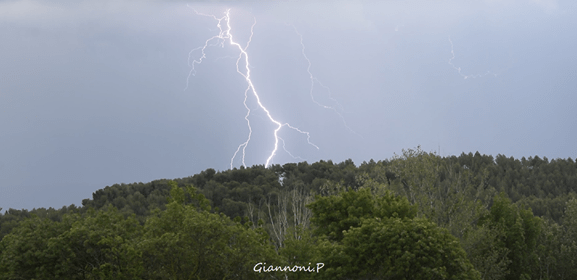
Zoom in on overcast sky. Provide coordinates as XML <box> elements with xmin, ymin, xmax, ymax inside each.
<box><xmin>1</xmin><ymin>0</ymin><xmax>576</xmax><ymax>210</ymax></box>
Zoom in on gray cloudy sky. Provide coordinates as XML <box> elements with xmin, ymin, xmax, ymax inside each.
<box><xmin>1</xmin><ymin>0</ymin><xmax>576</xmax><ymax>210</ymax></box>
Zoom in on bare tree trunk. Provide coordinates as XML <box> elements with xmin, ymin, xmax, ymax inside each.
<box><xmin>290</xmin><ymin>185</ymin><xmax>313</xmax><ymax>239</ymax></box>
<box><xmin>246</xmin><ymin>197</ymin><xmax>256</xmax><ymax>228</ymax></box>
<box><xmin>267</xmin><ymin>192</ymin><xmax>289</xmax><ymax>248</ymax></box>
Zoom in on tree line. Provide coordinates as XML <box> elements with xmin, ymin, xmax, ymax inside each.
<box><xmin>1</xmin><ymin>146</ymin><xmax>576</xmax><ymax>279</ymax></box>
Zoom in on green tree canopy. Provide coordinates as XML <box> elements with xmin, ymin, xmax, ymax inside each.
<box><xmin>138</xmin><ymin>181</ymin><xmax>280</xmax><ymax>279</ymax></box>
<box><xmin>478</xmin><ymin>192</ymin><xmax>541</xmax><ymax>280</ymax></box>
<box><xmin>320</xmin><ymin>217</ymin><xmax>481</xmax><ymax>280</ymax></box>
<box><xmin>308</xmin><ymin>186</ymin><xmax>480</xmax><ymax>280</ymax></box>
<box><xmin>307</xmin><ymin>186</ymin><xmax>417</xmax><ymax>242</ymax></box>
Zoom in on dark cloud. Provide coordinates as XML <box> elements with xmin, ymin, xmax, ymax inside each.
<box><xmin>1</xmin><ymin>0</ymin><xmax>575</xmax><ymax>210</ymax></box>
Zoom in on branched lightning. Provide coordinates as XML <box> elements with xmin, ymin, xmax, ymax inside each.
<box><xmin>279</xmin><ymin>137</ymin><xmax>306</xmax><ymax>162</ymax></box>
<box><xmin>448</xmin><ymin>36</ymin><xmax>497</xmax><ymax>80</ymax></box>
<box><xmin>186</xmin><ymin>7</ymin><xmax>318</xmax><ymax>169</ymax></box>
<box><xmin>290</xmin><ymin>24</ymin><xmax>362</xmax><ymax>138</ymax></box>
<box><xmin>185</xmin><ymin>9</ymin><xmax>227</xmax><ymax>91</ymax></box>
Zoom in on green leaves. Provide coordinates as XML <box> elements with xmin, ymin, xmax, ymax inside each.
<box><xmin>314</xmin><ymin>217</ymin><xmax>480</xmax><ymax>280</ymax></box>
<box><xmin>462</xmin><ymin>224</ymin><xmax>512</xmax><ymax>280</ymax></box>
<box><xmin>383</xmin><ymin>147</ymin><xmax>491</xmax><ymax>240</ymax></box>
<box><xmin>3</xmin><ymin>152</ymin><xmax>577</xmax><ymax>279</ymax></box>
<box><xmin>139</xmin><ymin>182</ymin><xmax>280</xmax><ymax>279</ymax></box>
<box><xmin>308</xmin><ymin>187</ymin><xmax>416</xmax><ymax>242</ymax></box>
<box><xmin>0</xmin><ymin>216</ymin><xmax>62</xmax><ymax>279</ymax></box>
<box><xmin>477</xmin><ymin>192</ymin><xmax>542</xmax><ymax>280</ymax></box>
<box><xmin>63</xmin><ymin>207</ymin><xmax>143</xmax><ymax>279</ymax></box>
<box><xmin>309</xmin><ymin>187</ymin><xmax>480</xmax><ymax>280</ymax></box>
<box><xmin>534</xmin><ymin>198</ymin><xmax>577</xmax><ymax>279</ymax></box>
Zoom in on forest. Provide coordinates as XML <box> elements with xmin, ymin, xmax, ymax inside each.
<box><xmin>1</xmin><ymin>146</ymin><xmax>576</xmax><ymax>279</ymax></box>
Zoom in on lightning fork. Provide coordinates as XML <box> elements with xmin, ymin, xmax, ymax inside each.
<box><xmin>279</xmin><ymin>137</ymin><xmax>306</xmax><ymax>162</ymax></box>
<box><xmin>289</xmin><ymin>24</ymin><xmax>362</xmax><ymax>138</ymax></box>
<box><xmin>186</xmin><ymin>8</ymin><xmax>318</xmax><ymax>169</ymax></box>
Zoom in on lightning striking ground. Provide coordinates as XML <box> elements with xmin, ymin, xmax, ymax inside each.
<box><xmin>448</xmin><ymin>36</ymin><xmax>497</xmax><ymax>80</ymax></box>
<box><xmin>185</xmin><ymin>8</ymin><xmax>318</xmax><ymax>169</ymax></box>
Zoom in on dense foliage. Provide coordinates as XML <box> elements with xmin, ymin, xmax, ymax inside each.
<box><xmin>1</xmin><ymin>146</ymin><xmax>576</xmax><ymax>279</ymax></box>
<box><xmin>308</xmin><ymin>187</ymin><xmax>480</xmax><ymax>280</ymax></box>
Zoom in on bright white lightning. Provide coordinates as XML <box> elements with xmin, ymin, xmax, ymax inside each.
<box><xmin>448</xmin><ymin>36</ymin><xmax>497</xmax><ymax>80</ymax></box>
<box><xmin>186</xmin><ymin>8</ymin><xmax>318</xmax><ymax>169</ymax></box>
<box><xmin>290</xmin><ymin>24</ymin><xmax>362</xmax><ymax>138</ymax></box>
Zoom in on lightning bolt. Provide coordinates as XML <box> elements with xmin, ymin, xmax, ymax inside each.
<box><xmin>186</xmin><ymin>7</ymin><xmax>318</xmax><ymax>169</ymax></box>
<box><xmin>448</xmin><ymin>36</ymin><xmax>497</xmax><ymax>79</ymax></box>
<box><xmin>279</xmin><ymin>137</ymin><xmax>306</xmax><ymax>162</ymax></box>
<box><xmin>185</xmin><ymin>10</ymin><xmax>227</xmax><ymax>91</ymax></box>
<box><xmin>290</xmin><ymin>24</ymin><xmax>362</xmax><ymax>138</ymax></box>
